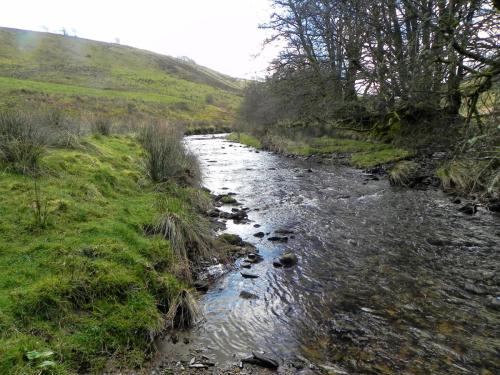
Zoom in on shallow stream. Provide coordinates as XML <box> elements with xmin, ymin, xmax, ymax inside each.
<box><xmin>155</xmin><ymin>134</ymin><xmax>499</xmax><ymax>374</ymax></box>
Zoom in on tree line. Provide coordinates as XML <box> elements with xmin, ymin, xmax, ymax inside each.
<box><xmin>241</xmin><ymin>0</ymin><xmax>499</xmax><ymax>136</ymax></box>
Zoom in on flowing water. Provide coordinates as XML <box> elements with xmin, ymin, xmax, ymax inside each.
<box><xmin>156</xmin><ymin>134</ymin><xmax>499</xmax><ymax>374</ymax></box>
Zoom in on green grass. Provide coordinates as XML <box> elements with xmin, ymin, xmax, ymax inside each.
<box><xmin>227</xmin><ymin>133</ymin><xmax>262</xmax><ymax>149</ymax></box>
<box><xmin>0</xmin><ymin>136</ymin><xmax>194</xmax><ymax>374</ymax></box>
<box><xmin>231</xmin><ymin>133</ymin><xmax>412</xmax><ymax>168</ymax></box>
<box><xmin>351</xmin><ymin>148</ymin><xmax>412</xmax><ymax>168</ymax></box>
<box><xmin>0</xmin><ymin>27</ymin><xmax>242</xmax><ymax>128</ymax></box>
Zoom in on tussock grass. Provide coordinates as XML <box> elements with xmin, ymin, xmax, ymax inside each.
<box><xmin>155</xmin><ymin>194</ymin><xmax>213</xmax><ymax>270</ymax></box>
<box><xmin>91</xmin><ymin>116</ymin><xmax>112</xmax><ymax>136</ymax></box>
<box><xmin>437</xmin><ymin>159</ymin><xmax>498</xmax><ymax>196</ymax></box>
<box><xmin>389</xmin><ymin>161</ymin><xmax>420</xmax><ymax>186</ymax></box>
<box><xmin>140</xmin><ymin>122</ymin><xmax>201</xmax><ymax>185</ymax></box>
<box><xmin>0</xmin><ymin>111</ymin><xmax>47</xmax><ymax>173</ymax></box>
<box><xmin>166</xmin><ymin>289</ymin><xmax>201</xmax><ymax>329</ymax></box>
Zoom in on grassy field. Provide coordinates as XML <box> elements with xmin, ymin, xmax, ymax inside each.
<box><xmin>0</xmin><ymin>27</ymin><xmax>243</xmax><ymax>130</ymax></box>
<box><xmin>0</xmin><ymin>134</ymin><xmax>210</xmax><ymax>374</ymax></box>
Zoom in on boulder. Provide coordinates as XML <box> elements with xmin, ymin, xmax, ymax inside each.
<box><xmin>253</xmin><ymin>232</ymin><xmax>265</xmax><ymax>238</ymax></box>
<box><xmin>246</xmin><ymin>253</ymin><xmax>264</xmax><ymax>263</ymax></box>
<box><xmin>218</xmin><ymin>233</ymin><xmax>243</xmax><ymax>246</ymax></box>
<box><xmin>242</xmin><ymin>353</ymin><xmax>279</xmax><ymax>369</ymax></box>
<box><xmin>279</xmin><ymin>252</ymin><xmax>298</xmax><ymax>267</ymax></box>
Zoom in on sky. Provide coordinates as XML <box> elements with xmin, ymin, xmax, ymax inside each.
<box><xmin>0</xmin><ymin>0</ymin><xmax>280</xmax><ymax>78</ymax></box>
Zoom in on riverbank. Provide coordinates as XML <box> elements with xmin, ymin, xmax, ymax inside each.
<box><xmin>227</xmin><ymin>132</ymin><xmax>412</xmax><ymax>169</ymax></box>
<box><xmin>227</xmin><ymin>132</ymin><xmax>500</xmax><ymax>211</ymax></box>
<box><xmin>0</xmin><ymin>130</ymin><xmax>234</xmax><ymax>374</ymax></box>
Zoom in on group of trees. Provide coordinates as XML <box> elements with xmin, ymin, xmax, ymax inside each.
<box><xmin>241</xmin><ymin>0</ymin><xmax>499</xmax><ymax>133</ymax></box>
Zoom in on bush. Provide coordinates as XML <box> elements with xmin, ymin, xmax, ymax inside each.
<box><xmin>0</xmin><ymin>111</ymin><xmax>48</xmax><ymax>173</ymax></box>
<box><xmin>139</xmin><ymin>122</ymin><xmax>200</xmax><ymax>185</ymax></box>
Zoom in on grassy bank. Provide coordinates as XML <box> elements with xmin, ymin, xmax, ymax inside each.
<box><xmin>227</xmin><ymin>133</ymin><xmax>262</xmax><ymax>149</ymax></box>
<box><xmin>0</xmin><ymin>131</ymin><xmax>210</xmax><ymax>373</ymax></box>
<box><xmin>0</xmin><ymin>27</ymin><xmax>243</xmax><ymax>131</ymax></box>
<box><xmin>229</xmin><ymin>133</ymin><xmax>411</xmax><ymax>169</ymax></box>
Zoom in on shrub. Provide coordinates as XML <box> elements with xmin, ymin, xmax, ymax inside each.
<box><xmin>0</xmin><ymin>111</ymin><xmax>47</xmax><ymax>173</ymax></box>
<box><xmin>139</xmin><ymin>122</ymin><xmax>200</xmax><ymax>185</ymax></box>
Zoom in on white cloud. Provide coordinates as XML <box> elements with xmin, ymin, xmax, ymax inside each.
<box><xmin>0</xmin><ymin>0</ymin><xmax>279</xmax><ymax>78</ymax></box>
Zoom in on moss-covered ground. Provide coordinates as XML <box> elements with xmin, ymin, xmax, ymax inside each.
<box><xmin>0</xmin><ymin>135</ymin><xmax>195</xmax><ymax>374</ymax></box>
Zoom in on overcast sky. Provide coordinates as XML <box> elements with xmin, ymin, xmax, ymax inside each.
<box><xmin>0</xmin><ymin>0</ymin><xmax>279</xmax><ymax>78</ymax></box>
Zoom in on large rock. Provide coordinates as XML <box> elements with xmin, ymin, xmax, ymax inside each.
<box><xmin>279</xmin><ymin>252</ymin><xmax>298</xmax><ymax>267</ymax></box>
<box><xmin>218</xmin><ymin>233</ymin><xmax>243</xmax><ymax>246</ymax></box>
<box><xmin>242</xmin><ymin>353</ymin><xmax>279</xmax><ymax>369</ymax></box>
<box><xmin>246</xmin><ymin>253</ymin><xmax>264</xmax><ymax>263</ymax></box>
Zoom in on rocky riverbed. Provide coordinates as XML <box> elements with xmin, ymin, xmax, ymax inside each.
<box><xmin>144</xmin><ymin>134</ymin><xmax>499</xmax><ymax>374</ymax></box>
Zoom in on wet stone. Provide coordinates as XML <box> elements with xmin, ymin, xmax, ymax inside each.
<box><xmin>241</xmin><ymin>272</ymin><xmax>259</xmax><ymax>279</ymax></box>
<box><xmin>240</xmin><ymin>291</ymin><xmax>259</xmax><ymax>299</ymax></box>
<box><xmin>459</xmin><ymin>203</ymin><xmax>477</xmax><ymax>215</ymax></box>
<box><xmin>268</xmin><ymin>236</ymin><xmax>288</xmax><ymax>243</ymax></box>
<box><xmin>486</xmin><ymin>296</ymin><xmax>500</xmax><ymax>310</ymax></box>
<box><xmin>279</xmin><ymin>253</ymin><xmax>298</xmax><ymax>267</ymax></box>
<box><xmin>464</xmin><ymin>282</ymin><xmax>486</xmax><ymax>295</ymax></box>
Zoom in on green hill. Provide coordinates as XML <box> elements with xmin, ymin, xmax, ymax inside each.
<box><xmin>0</xmin><ymin>27</ymin><xmax>243</xmax><ymax>130</ymax></box>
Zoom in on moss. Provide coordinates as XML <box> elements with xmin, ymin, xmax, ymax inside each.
<box><xmin>219</xmin><ymin>195</ymin><xmax>238</xmax><ymax>204</ymax></box>
<box><xmin>218</xmin><ymin>233</ymin><xmax>243</xmax><ymax>246</ymax></box>
<box><xmin>0</xmin><ymin>136</ymin><xmax>198</xmax><ymax>373</ymax></box>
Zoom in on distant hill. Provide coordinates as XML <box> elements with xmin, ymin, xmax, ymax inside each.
<box><xmin>0</xmin><ymin>27</ymin><xmax>244</xmax><ymax>129</ymax></box>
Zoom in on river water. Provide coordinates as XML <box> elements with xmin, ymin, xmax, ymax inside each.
<box><xmin>156</xmin><ymin>134</ymin><xmax>499</xmax><ymax>374</ymax></box>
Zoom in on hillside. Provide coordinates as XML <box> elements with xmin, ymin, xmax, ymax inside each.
<box><xmin>0</xmin><ymin>27</ymin><xmax>243</xmax><ymax>130</ymax></box>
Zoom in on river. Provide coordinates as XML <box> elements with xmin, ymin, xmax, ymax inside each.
<box><xmin>154</xmin><ymin>134</ymin><xmax>499</xmax><ymax>374</ymax></box>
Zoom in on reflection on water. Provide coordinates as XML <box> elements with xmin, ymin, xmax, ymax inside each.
<box><xmin>157</xmin><ymin>134</ymin><xmax>500</xmax><ymax>373</ymax></box>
